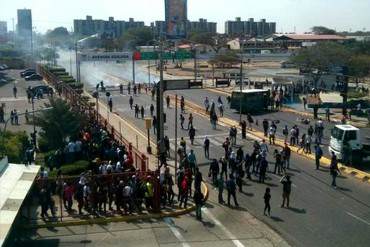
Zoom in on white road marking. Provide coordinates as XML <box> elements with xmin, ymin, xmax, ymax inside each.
<box><xmin>346</xmin><ymin>212</ymin><xmax>370</xmax><ymax>226</ymax></box>
<box><xmin>164</xmin><ymin>217</ymin><xmax>191</xmax><ymax>247</ymax></box>
<box><xmin>202</xmin><ymin>208</ymin><xmax>245</xmax><ymax>247</ymax></box>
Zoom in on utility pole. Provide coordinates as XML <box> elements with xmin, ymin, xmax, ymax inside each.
<box><xmin>342</xmin><ymin>66</ymin><xmax>349</xmax><ymax>118</ymax></box>
<box><xmin>156</xmin><ymin>38</ymin><xmax>165</xmax><ymax>168</ymax></box>
<box><xmin>148</xmin><ymin>59</ymin><xmax>151</xmax><ymax>85</ymax></box>
<box><xmin>75</xmin><ymin>41</ymin><xmax>80</xmax><ymax>82</ymax></box>
<box><xmin>239</xmin><ymin>56</ymin><xmax>243</xmax><ymax>123</ymax></box>
<box><xmin>132</xmin><ymin>56</ymin><xmax>136</xmax><ymax>85</ymax></box>
<box><xmin>174</xmin><ymin>94</ymin><xmax>178</xmax><ymax>180</ymax></box>
<box><xmin>193</xmin><ymin>46</ymin><xmax>197</xmax><ymax>81</ymax></box>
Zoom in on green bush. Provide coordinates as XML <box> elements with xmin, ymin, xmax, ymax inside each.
<box><xmin>0</xmin><ymin>131</ymin><xmax>30</xmax><ymax>163</ymax></box>
<box><xmin>49</xmin><ymin>160</ymin><xmax>90</xmax><ymax>177</ymax></box>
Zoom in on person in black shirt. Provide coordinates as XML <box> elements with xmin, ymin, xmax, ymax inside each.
<box><xmin>264</xmin><ymin>187</ymin><xmax>271</xmax><ymax>216</ymax></box>
<box><xmin>280</xmin><ymin>175</ymin><xmax>292</xmax><ymax>208</ymax></box>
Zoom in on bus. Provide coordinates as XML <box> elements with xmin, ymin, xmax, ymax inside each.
<box><xmin>230</xmin><ymin>89</ymin><xmax>270</xmax><ymax>114</ymax></box>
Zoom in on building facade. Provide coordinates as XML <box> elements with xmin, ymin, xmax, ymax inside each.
<box><xmin>74</xmin><ymin>16</ymin><xmax>144</xmax><ymax>38</ymax></box>
<box><xmin>0</xmin><ymin>21</ymin><xmax>7</xmax><ymax>35</ymax></box>
<box><xmin>225</xmin><ymin>17</ymin><xmax>276</xmax><ymax>37</ymax></box>
<box><xmin>187</xmin><ymin>18</ymin><xmax>217</xmax><ymax>34</ymax></box>
<box><xmin>17</xmin><ymin>9</ymin><xmax>32</xmax><ymax>38</ymax></box>
<box><xmin>165</xmin><ymin>0</ymin><xmax>188</xmax><ymax>39</ymax></box>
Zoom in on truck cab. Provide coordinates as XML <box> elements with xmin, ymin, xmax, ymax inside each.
<box><xmin>329</xmin><ymin>125</ymin><xmax>362</xmax><ymax>160</ymax></box>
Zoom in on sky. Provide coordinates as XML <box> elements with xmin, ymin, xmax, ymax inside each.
<box><xmin>0</xmin><ymin>0</ymin><xmax>370</xmax><ymax>34</ymax></box>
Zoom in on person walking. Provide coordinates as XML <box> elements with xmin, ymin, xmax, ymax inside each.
<box><xmin>280</xmin><ymin>175</ymin><xmax>292</xmax><ymax>208</ymax></box>
<box><xmin>150</xmin><ymin>104</ymin><xmax>155</xmax><ymax>116</ymax></box>
<box><xmin>14</xmin><ymin>109</ymin><xmax>19</xmax><ymax>125</ymax></box>
<box><xmin>13</xmin><ymin>84</ymin><xmax>17</xmax><ymax>98</ymax></box>
<box><xmin>166</xmin><ymin>95</ymin><xmax>170</xmax><ymax>108</ymax></box>
<box><xmin>129</xmin><ymin>96</ymin><xmax>134</xmax><ymax>109</ymax></box>
<box><xmin>188</xmin><ymin>113</ymin><xmax>193</xmax><ymax>129</ymax></box>
<box><xmin>247</xmin><ymin>114</ymin><xmax>254</xmax><ymax>130</ymax></box>
<box><xmin>194</xmin><ymin>168</ymin><xmax>203</xmax><ymax>193</ymax></box>
<box><xmin>204</xmin><ymin>136</ymin><xmax>210</xmax><ymax>159</ymax></box>
<box><xmin>220</xmin><ymin>157</ymin><xmax>228</xmax><ymax>180</ymax></box>
<box><xmin>273</xmin><ymin>149</ymin><xmax>283</xmax><ymax>175</ymax></box>
<box><xmin>204</xmin><ymin>97</ymin><xmax>210</xmax><ymax>113</ymax></box>
<box><xmin>180</xmin><ymin>137</ymin><xmax>186</xmax><ymax>155</ymax></box>
<box><xmin>282</xmin><ymin>125</ymin><xmax>289</xmax><ymax>143</ymax></box>
<box><xmin>140</xmin><ymin>106</ymin><xmax>145</xmax><ymax>119</ymax></box>
<box><xmin>282</xmin><ymin>143</ymin><xmax>291</xmax><ymax>169</ymax></box>
<box><xmin>269</xmin><ymin>125</ymin><xmax>276</xmax><ymax>145</ymax></box>
<box><xmin>108</xmin><ymin>97</ymin><xmax>113</xmax><ymax>112</ymax></box>
<box><xmin>259</xmin><ymin>157</ymin><xmax>268</xmax><ymax>183</ymax></box>
<box><xmin>263</xmin><ymin>187</ymin><xmax>271</xmax><ymax>216</ymax></box>
<box><xmin>315</xmin><ymin>145</ymin><xmax>323</xmax><ymax>170</ymax></box>
<box><xmin>187</xmin><ymin>150</ymin><xmax>197</xmax><ymax>174</ymax></box>
<box><xmin>218</xmin><ymin>175</ymin><xmax>225</xmax><ymax>204</ymax></box>
<box><xmin>127</xmin><ymin>83</ymin><xmax>131</xmax><ymax>95</ymax></box>
<box><xmin>209</xmin><ymin>159</ymin><xmax>219</xmax><ymax>185</ymax></box>
<box><xmin>119</xmin><ymin>84</ymin><xmax>123</xmax><ymax>94</ymax></box>
<box><xmin>226</xmin><ymin>175</ymin><xmax>239</xmax><ymax>207</ymax></box>
<box><xmin>134</xmin><ymin>104</ymin><xmax>139</xmax><ymax>118</ymax></box>
<box><xmin>193</xmin><ymin>189</ymin><xmax>204</xmax><ymax>221</ymax></box>
<box><xmin>330</xmin><ymin>152</ymin><xmax>340</xmax><ymax>188</ymax></box>
<box><xmin>152</xmin><ymin>116</ymin><xmax>157</xmax><ymax>134</ymax></box>
<box><xmin>180</xmin><ymin>96</ymin><xmax>185</xmax><ymax>113</ymax></box>
<box><xmin>189</xmin><ymin>126</ymin><xmax>196</xmax><ymax>145</ymax></box>
<box><xmin>180</xmin><ymin>114</ymin><xmax>185</xmax><ymax>129</ymax></box>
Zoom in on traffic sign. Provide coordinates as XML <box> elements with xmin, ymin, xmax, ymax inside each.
<box><xmin>133</xmin><ymin>51</ymin><xmax>193</xmax><ymax>61</ymax></box>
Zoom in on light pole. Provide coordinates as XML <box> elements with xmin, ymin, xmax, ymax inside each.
<box><xmin>239</xmin><ymin>55</ymin><xmax>243</xmax><ymax>123</ymax></box>
<box><xmin>156</xmin><ymin>37</ymin><xmax>165</xmax><ymax>167</ymax></box>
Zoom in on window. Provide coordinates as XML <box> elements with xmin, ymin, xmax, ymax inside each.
<box><xmin>344</xmin><ymin>130</ymin><xmax>357</xmax><ymax>142</ymax></box>
<box><xmin>332</xmin><ymin>127</ymin><xmax>344</xmax><ymax>140</ymax></box>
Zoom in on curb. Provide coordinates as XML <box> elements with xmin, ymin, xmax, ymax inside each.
<box><xmin>172</xmin><ymin>92</ymin><xmax>370</xmax><ymax>185</ymax></box>
<box><xmin>22</xmin><ymin>182</ymin><xmax>209</xmax><ymax>229</ymax></box>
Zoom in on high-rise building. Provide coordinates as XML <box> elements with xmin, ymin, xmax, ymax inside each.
<box><xmin>165</xmin><ymin>0</ymin><xmax>188</xmax><ymax>39</ymax></box>
<box><xmin>17</xmin><ymin>9</ymin><xmax>32</xmax><ymax>38</ymax></box>
<box><xmin>74</xmin><ymin>16</ymin><xmax>144</xmax><ymax>38</ymax></box>
<box><xmin>0</xmin><ymin>21</ymin><xmax>7</xmax><ymax>35</ymax></box>
<box><xmin>187</xmin><ymin>19</ymin><xmax>217</xmax><ymax>34</ymax></box>
<box><xmin>225</xmin><ymin>17</ymin><xmax>276</xmax><ymax>37</ymax></box>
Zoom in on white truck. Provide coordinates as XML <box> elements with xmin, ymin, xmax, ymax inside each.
<box><xmin>329</xmin><ymin>124</ymin><xmax>370</xmax><ymax>165</ymax></box>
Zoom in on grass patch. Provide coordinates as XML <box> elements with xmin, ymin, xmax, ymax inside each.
<box><xmin>49</xmin><ymin>160</ymin><xmax>90</xmax><ymax>177</ymax></box>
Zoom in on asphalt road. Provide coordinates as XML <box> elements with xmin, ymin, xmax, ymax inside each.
<box><xmin>103</xmin><ymin>90</ymin><xmax>370</xmax><ymax>247</ymax></box>
<box><xmin>170</xmin><ymin>88</ymin><xmax>370</xmax><ymax>163</ymax></box>
<box><xmin>53</xmin><ymin>56</ymin><xmax>370</xmax><ymax>246</ymax></box>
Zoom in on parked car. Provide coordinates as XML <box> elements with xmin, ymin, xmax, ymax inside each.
<box><xmin>25</xmin><ymin>74</ymin><xmax>43</xmax><ymax>81</ymax></box>
<box><xmin>31</xmin><ymin>85</ymin><xmax>53</xmax><ymax>96</ymax></box>
<box><xmin>0</xmin><ymin>65</ymin><xmax>8</xmax><ymax>70</ymax></box>
<box><xmin>20</xmin><ymin>69</ymin><xmax>35</xmax><ymax>77</ymax></box>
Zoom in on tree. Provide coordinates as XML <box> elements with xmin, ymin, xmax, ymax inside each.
<box><xmin>290</xmin><ymin>42</ymin><xmax>351</xmax><ymax>85</ymax></box>
<box><xmin>348</xmin><ymin>55</ymin><xmax>370</xmax><ymax>78</ymax></box>
<box><xmin>38</xmin><ymin>47</ymin><xmax>59</xmax><ymax>65</ymax></box>
<box><xmin>208</xmin><ymin>50</ymin><xmax>240</xmax><ymax>68</ymax></box>
<box><xmin>34</xmin><ymin>98</ymin><xmax>82</xmax><ymax>151</ymax></box>
<box><xmin>117</xmin><ymin>27</ymin><xmax>154</xmax><ymax>50</ymax></box>
<box><xmin>312</xmin><ymin>26</ymin><xmax>337</xmax><ymax>35</ymax></box>
<box><xmin>188</xmin><ymin>32</ymin><xmax>227</xmax><ymax>53</ymax></box>
<box><xmin>46</xmin><ymin>27</ymin><xmax>71</xmax><ymax>47</ymax></box>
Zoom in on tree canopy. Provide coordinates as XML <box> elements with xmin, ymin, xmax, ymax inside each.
<box><xmin>311</xmin><ymin>26</ymin><xmax>337</xmax><ymax>35</ymax></box>
<box><xmin>208</xmin><ymin>50</ymin><xmax>240</xmax><ymax>67</ymax></box>
<box><xmin>290</xmin><ymin>41</ymin><xmax>370</xmax><ymax>79</ymax></box>
<box><xmin>35</xmin><ymin>98</ymin><xmax>82</xmax><ymax>150</ymax></box>
<box><xmin>117</xmin><ymin>27</ymin><xmax>154</xmax><ymax>50</ymax></box>
<box><xmin>188</xmin><ymin>32</ymin><xmax>227</xmax><ymax>53</ymax></box>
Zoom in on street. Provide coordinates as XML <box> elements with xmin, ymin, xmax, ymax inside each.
<box><xmin>51</xmin><ymin>56</ymin><xmax>370</xmax><ymax>246</ymax></box>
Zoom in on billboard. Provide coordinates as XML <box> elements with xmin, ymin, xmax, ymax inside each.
<box><xmin>165</xmin><ymin>0</ymin><xmax>187</xmax><ymax>39</ymax></box>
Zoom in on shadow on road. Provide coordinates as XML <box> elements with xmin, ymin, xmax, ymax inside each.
<box><xmin>287</xmin><ymin>207</ymin><xmax>306</xmax><ymax>214</ymax></box>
